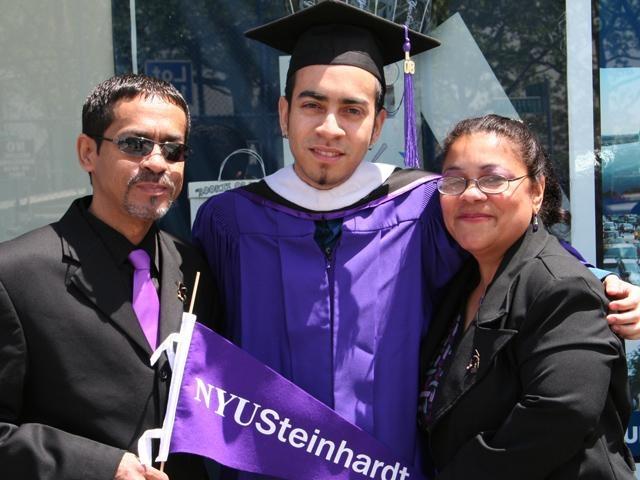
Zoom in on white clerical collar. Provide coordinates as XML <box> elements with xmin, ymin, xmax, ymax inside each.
<box><xmin>264</xmin><ymin>162</ymin><xmax>396</xmax><ymax>212</ymax></box>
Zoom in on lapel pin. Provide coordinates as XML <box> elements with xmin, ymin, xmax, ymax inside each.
<box><xmin>176</xmin><ymin>282</ymin><xmax>188</xmax><ymax>304</ymax></box>
<box><xmin>466</xmin><ymin>348</ymin><xmax>480</xmax><ymax>373</ymax></box>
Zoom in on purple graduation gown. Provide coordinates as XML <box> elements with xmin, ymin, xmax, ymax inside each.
<box><xmin>192</xmin><ymin>170</ymin><xmax>464</xmax><ymax>474</ymax></box>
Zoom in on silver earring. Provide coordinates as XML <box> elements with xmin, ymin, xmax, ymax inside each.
<box><xmin>532</xmin><ymin>213</ymin><xmax>539</xmax><ymax>232</ymax></box>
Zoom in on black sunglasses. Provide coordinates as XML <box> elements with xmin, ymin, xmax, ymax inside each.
<box><xmin>91</xmin><ymin>135</ymin><xmax>188</xmax><ymax>162</ymax></box>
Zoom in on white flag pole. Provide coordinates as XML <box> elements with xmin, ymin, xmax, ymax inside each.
<box><xmin>138</xmin><ymin>272</ymin><xmax>201</xmax><ymax>471</ymax></box>
<box><xmin>156</xmin><ymin>312</ymin><xmax>196</xmax><ymax>468</ymax></box>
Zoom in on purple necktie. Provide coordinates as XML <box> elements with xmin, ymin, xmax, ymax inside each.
<box><xmin>128</xmin><ymin>249</ymin><xmax>159</xmax><ymax>349</ymax></box>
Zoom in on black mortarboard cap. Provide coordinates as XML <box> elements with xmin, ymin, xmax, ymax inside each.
<box><xmin>245</xmin><ymin>0</ymin><xmax>440</xmax><ymax>86</ymax></box>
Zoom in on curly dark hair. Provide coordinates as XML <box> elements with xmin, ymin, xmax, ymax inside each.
<box><xmin>442</xmin><ymin>114</ymin><xmax>569</xmax><ymax>227</ymax></box>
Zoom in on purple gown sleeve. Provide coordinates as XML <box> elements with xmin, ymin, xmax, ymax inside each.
<box><xmin>420</xmin><ymin>188</ymin><xmax>467</xmax><ymax>324</ymax></box>
<box><xmin>192</xmin><ymin>194</ymin><xmax>240</xmax><ymax>339</ymax></box>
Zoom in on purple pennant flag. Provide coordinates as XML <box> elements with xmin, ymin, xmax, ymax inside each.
<box><xmin>154</xmin><ymin>317</ymin><xmax>423</xmax><ymax>480</ymax></box>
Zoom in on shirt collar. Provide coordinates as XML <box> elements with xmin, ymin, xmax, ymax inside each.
<box><xmin>79</xmin><ymin>197</ymin><xmax>159</xmax><ymax>269</ymax></box>
<box><xmin>264</xmin><ymin>161</ymin><xmax>396</xmax><ymax>212</ymax></box>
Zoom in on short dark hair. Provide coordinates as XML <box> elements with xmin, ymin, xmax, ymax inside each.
<box><xmin>82</xmin><ymin>73</ymin><xmax>190</xmax><ymax>150</ymax></box>
<box><xmin>442</xmin><ymin>114</ymin><xmax>570</xmax><ymax>227</ymax></box>
<box><xmin>284</xmin><ymin>70</ymin><xmax>385</xmax><ymax>114</ymax></box>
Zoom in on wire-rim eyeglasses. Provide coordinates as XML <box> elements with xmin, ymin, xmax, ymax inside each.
<box><xmin>437</xmin><ymin>173</ymin><xmax>533</xmax><ymax>196</ymax></box>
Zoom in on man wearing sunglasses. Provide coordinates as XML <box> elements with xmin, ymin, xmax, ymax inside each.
<box><xmin>0</xmin><ymin>74</ymin><xmax>216</xmax><ymax>480</ymax></box>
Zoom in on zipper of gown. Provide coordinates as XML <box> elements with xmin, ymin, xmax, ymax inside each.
<box><xmin>325</xmin><ymin>243</ymin><xmax>337</xmax><ymax>408</ymax></box>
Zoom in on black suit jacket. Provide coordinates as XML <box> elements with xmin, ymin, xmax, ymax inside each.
<box><xmin>421</xmin><ymin>227</ymin><xmax>635</xmax><ymax>479</ymax></box>
<box><xmin>0</xmin><ymin>197</ymin><xmax>218</xmax><ymax>480</ymax></box>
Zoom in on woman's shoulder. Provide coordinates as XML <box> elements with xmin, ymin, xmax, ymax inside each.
<box><xmin>513</xmin><ymin>236</ymin><xmax>607</xmax><ymax>310</ymax></box>
<box><xmin>528</xmin><ymin>235</ymin><xmax>602</xmax><ymax>285</ymax></box>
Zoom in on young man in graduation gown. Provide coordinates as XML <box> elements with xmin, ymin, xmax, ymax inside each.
<box><xmin>0</xmin><ymin>74</ymin><xmax>216</xmax><ymax>480</ymax></box>
<box><xmin>193</xmin><ymin>1</ymin><xmax>640</xmax><ymax>476</ymax></box>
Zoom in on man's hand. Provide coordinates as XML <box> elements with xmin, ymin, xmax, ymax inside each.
<box><xmin>604</xmin><ymin>275</ymin><xmax>640</xmax><ymax>339</ymax></box>
<box><xmin>114</xmin><ymin>452</ymin><xmax>169</xmax><ymax>480</ymax></box>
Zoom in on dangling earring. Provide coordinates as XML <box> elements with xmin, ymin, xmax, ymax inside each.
<box><xmin>532</xmin><ymin>212</ymin><xmax>539</xmax><ymax>232</ymax></box>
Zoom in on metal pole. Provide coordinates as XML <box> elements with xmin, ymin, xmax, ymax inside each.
<box><xmin>129</xmin><ymin>0</ymin><xmax>138</xmax><ymax>73</ymax></box>
<box><xmin>566</xmin><ymin>0</ymin><xmax>597</xmax><ymax>262</ymax></box>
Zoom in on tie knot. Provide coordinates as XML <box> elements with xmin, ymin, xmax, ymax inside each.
<box><xmin>128</xmin><ymin>249</ymin><xmax>151</xmax><ymax>271</ymax></box>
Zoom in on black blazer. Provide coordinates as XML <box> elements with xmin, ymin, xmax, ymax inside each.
<box><xmin>421</xmin><ymin>227</ymin><xmax>635</xmax><ymax>479</ymax></box>
<box><xmin>0</xmin><ymin>197</ymin><xmax>218</xmax><ymax>480</ymax></box>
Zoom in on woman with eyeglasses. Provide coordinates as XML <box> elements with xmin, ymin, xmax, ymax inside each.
<box><xmin>418</xmin><ymin>114</ymin><xmax>635</xmax><ymax>479</ymax></box>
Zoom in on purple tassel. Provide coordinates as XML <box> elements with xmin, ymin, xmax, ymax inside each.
<box><xmin>403</xmin><ymin>25</ymin><xmax>420</xmax><ymax>169</ymax></box>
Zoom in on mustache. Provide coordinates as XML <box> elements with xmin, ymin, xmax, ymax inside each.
<box><xmin>127</xmin><ymin>170</ymin><xmax>176</xmax><ymax>190</ymax></box>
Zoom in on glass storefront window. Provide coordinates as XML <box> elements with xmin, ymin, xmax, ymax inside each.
<box><xmin>111</xmin><ymin>0</ymin><xmax>571</xmax><ymax>242</ymax></box>
<box><xmin>595</xmin><ymin>0</ymin><xmax>640</xmax><ymax>465</ymax></box>
<box><xmin>0</xmin><ymin>1</ymin><xmax>114</xmax><ymax>242</ymax></box>
<box><xmin>596</xmin><ymin>0</ymin><xmax>640</xmax><ymax>285</ymax></box>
